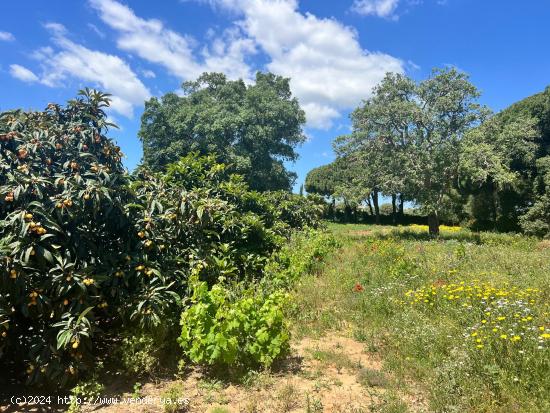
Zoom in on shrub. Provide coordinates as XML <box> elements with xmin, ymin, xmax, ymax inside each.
<box><xmin>264</xmin><ymin>228</ymin><xmax>340</xmax><ymax>290</ymax></box>
<box><xmin>0</xmin><ymin>90</ymin><xmax>323</xmax><ymax>388</ymax></box>
<box><xmin>264</xmin><ymin>191</ymin><xmax>324</xmax><ymax>230</ymax></box>
<box><xmin>67</xmin><ymin>376</ymin><xmax>104</xmax><ymax>413</ymax></box>
<box><xmin>520</xmin><ymin>193</ymin><xmax>550</xmax><ymax>237</ymax></box>
<box><xmin>118</xmin><ymin>332</ymin><xmax>162</xmax><ymax>377</ymax></box>
<box><xmin>0</xmin><ymin>90</ymin><xmax>140</xmax><ymax>386</ymax></box>
<box><xmin>161</xmin><ymin>383</ymin><xmax>189</xmax><ymax>413</ymax></box>
<box><xmin>178</xmin><ymin>229</ymin><xmax>338</xmax><ymax>370</ymax></box>
<box><xmin>179</xmin><ymin>277</ymin><xmax>290</xmax><ymax>369</ymax></box>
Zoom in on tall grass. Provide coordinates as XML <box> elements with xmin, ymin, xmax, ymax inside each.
<box><xmin>293</xmin><ymin>224</ymin><xmax>550</xmax><ymax>412</ymax></box>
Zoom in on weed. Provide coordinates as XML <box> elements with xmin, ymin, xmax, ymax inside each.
<box><xmin>276</xmin><ymin>382</ymin><xmax>300</xmax><ymax>412</ymax></box>
<box><xmin>357</xmin><ymin>367</ymin><xmax>388</xmax><ymax>388</ymax></box>
<box><xmin>209</xmin><ymin>408</ymin><xmax>230</xmax><ymax>413</ymax></box>
<box><xmin>161</xmin><ymin>384</ymin><xmax>189</xmax><ymax>413</ymax></box>
<box><xmin>307</xmin><ymin>347</ymin><xmax>356</xmax><ymax>372</ymax></box>
<box><xmin>305</xmin><ymin>393</ymin><xmax>324</xmax><ymax>413</ymax></box>
<box><xmin>132</xmin><ymin>382</ymin><xmax>143</xmax><ymax>399</ymax></box>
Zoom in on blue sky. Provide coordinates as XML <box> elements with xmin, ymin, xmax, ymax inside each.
<box><xmin>1</xmin><ymin>0</ymin><xmax>549</xmax><ymax>192</ymax></box>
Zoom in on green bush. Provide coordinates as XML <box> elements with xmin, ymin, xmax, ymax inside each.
<box><xmin>179</xmin><ymin>276</ymin><xmax>290</xmax><ymax>369</ymax></box>
<box><xmin>178</xmin><ymin>229</ymin><xmax>338</xmax><ymax>370</ymax></box>
<box><xmin>520</xmin><ymin>193</ymin><xmax>550</xmax><ymax>237</ymax></box>
<box><xmin>67</xmin><ymin>376</ymin><xmax>105</xmax><ymax>413</ymax></box>
<box><xmin>264</xmin><ymin>191</ymin><xmax>325</xmax><ymax>230</ymax></box>
<box><xmin>0</xmin><ymin>91</ymin><xmax>323</xmax><ymax>388</ymax></box>
<box><xmin>118</xmin><ymin>332</ymin><xmax>162</xmax><ymax>377</ymax></box>
<box><xmin>264</xmin><ymin>229</ymin><xmax>340</xmax><ymax>290</ymax></box>
<box><xmin>0</xmin><ymin>90</ymin><xmax>140</xmax><ymax>386</ymax></box>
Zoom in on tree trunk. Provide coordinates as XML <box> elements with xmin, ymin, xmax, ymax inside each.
<box><xmin>428</xmin><ymin>212</ymin><xmax>440</xmax><ymax>236</ymax></box>
<box><xmin>366</xmin><ymin>197</ymin><xmax>374</xmax><ymax>216</ymax></box>
<box><xmin>491</xmin><ymin>181</ymin><xmax>498</xmax><ymax>231</ymax></box>
<box><xmin>344</xmin><ymin>201</ymin><xmax>352</xmax><ymax>222</ymax></box>
<box><xmin>391</xmin><ymin>194</ymin><xmax>397</xmax><ymax>224</ymax></box>
<box><xmin>398</xmin><ymin>194</ymin><xmax>404</xmax><ymax>218</ymax></box>
<box><xmin>372</xmin><ymin>191</ymin><xmax>380</xmax><ymax>224</ymax></box>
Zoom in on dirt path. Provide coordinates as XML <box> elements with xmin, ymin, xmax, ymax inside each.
<box><xmin>84</xmin><ymin>333</ymin><xmax>425</xmax><ymax>413</ymax></box>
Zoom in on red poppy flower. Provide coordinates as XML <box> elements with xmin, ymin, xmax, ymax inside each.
<box><xmin>353</xmin><ymin>283</ymin><xmax>364</xmax><ymax>292</ymax></box>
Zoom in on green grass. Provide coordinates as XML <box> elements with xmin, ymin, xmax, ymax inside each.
<box><xmin>306</xmin><ymin>347</ymin><xmax>357</xmax><ymax>371</ymax></box>
<box><xmin>292</xmin><ymin>223</ymin><xmax>550</xmax><ymax>412</ymax></box>
<box><xmin>357</xmin><ymin>367</ymin><xmax>389</xmax><ymax>388</ymax></box>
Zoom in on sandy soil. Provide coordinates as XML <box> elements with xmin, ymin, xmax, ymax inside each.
<box><xmin>77</xmin><ymin>333</ymin><xmax>426</xmax><ymax>413</ymax></box>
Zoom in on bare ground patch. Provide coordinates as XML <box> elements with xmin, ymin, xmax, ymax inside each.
<box><xmin>84</xmin><ymin>333</ymin><xmax>426</xmax><ymax>413</ymax></box>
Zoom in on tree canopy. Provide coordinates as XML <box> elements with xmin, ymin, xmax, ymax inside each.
<box><xmin>308</xmin><ymin>70</ymin><xmax>550</xmax><ymax>236</ymax></box>
<box><xmin>139</xmin><ymin>72</ymin><xmax>306</xmax><ymax>191</ymax></box>
<box><xmin>334</xmin><ymin>68</ymin><xmax>487</xmax><ymax>234</ymax></box>
<box><xmin>459</xmin><ymin>87</ymin><xmax>549</xmax><ymax>234</ymax></box>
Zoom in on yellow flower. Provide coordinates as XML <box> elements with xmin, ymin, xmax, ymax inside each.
<box><xmin>500</xmin><ymin>334</ymin><xmax>507</xmax><ymax>339</ymax></box>
<box><xmin>539</xmin><ymin>326</ymin><xmax>545</xmax><ymax>332</ymax></box>
<box><xmin>540</xmin><ymin>333</ymin><xmax>550</xmax><ymax>340</ymax></box>
<box><xmin>511</xmin><ymin>335</ymin><xmax>521</xmax><ymax>342</ymax></box>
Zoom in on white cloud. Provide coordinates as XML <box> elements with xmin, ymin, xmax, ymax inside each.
<box><xmin>88</xmin><ymin>23</ymin><xmax>106</xmax><ymax>38</ymax></box>
<box><xmin>12</xmin><ymin>23</ymin><xmax>151</xmax><ymax>118</ymax></box>
<box><xmin>352</xmin><ymin>0</ymin><xmax>400</xmax><ymax>18</ymax></box>
<box><xmin>407</xmin><ymin>59</ymin><xmax>420</xmax><ymax>71</ymax></box>
<box><xmin>214</xmin><ymin>0</ymin><xmax>404</xmax><ymax>128</ymax></box>
<box><xmin>301</xmin><ymin>103</ymin><xmax>340</xmax><ymax>130</ymax></box>
<box><xmin>142</xmin><ymin>69</ymin><xmax>156</xmax><ymax>78</ymax></box>
<box><xmin>0</xmin><ymin>31</ymin><xmax>15</xmax><ymax>41</ymax></box>
<box><xmin>43</xmin><ymin>22</ymin><xmax>67</xmax><ymax>36</ymax></box>
<box><xmin>90</xmin><ymin>0</ymin><xmax>404</xmax><ymax>128</ymax></box>
<box><xmin>9</xmin><ymin>64</ymin><xmax>39</xmax><ymax>83</ymax></box>
<box><xmin>89</xmin><ymin>0</ymin><xmax>255</xmax><ymax>82</ymax></box>
<box><xmin>200</xmin><ymin>27</ymin><xmax>256</xmax><ymax>81</ymax></box>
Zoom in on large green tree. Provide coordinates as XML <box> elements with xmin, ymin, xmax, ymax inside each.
<box><xmin>139</xmin><ymin>72</ymin><xmax>306</xmax><ymax>191</ymax></box>
<box><xmin>338</xmin><ymin>68</ymin><xmax>487</xmax><ymax>234</ymax></box>
<box><xmin>459</xmin><ymin>87</ymin><xmax>549</xmax><ymax>234</ymax></box>
<box><xmin>459</xmin><ymin>115</ymin><xmax>539</xmax><ymax>231</ymax></box>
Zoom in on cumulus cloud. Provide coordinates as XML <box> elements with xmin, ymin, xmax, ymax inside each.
<box><xmin>9</xmin><ymin>64</ymin><xmax>39</xmax><ymax>82</ymax></box>
<box><xmin>212</xmin><ymin>0</ymin><xmax>404</xmax><ymax>128</ymax></box>
<box><xmin>89</xmin><ymin>0</ymin><xmax>255</xmax><ymax>82</ymax></box>
<box><xmin>0</xmin><ymin>31</ymin><xmax>15</xmax><ymax>41</ymax></box>
<box><xmin>15</xmin><ymin>23</ymin><xmax>151</xmax><ymax>118</ymax></box>
<box><xmin>89</xmin><ymin>0</ymin><xmax>403</xmax><ymax>128</ymax></box>
<box><xmin>351</xmin><ymin>0</ymin><xmax>400</xmax><ymax>18</ymax></box>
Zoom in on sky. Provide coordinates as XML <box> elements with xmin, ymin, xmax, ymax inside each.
<box><xmin>1</xmin><ymin>0</ymin><xmax>549</xmax><ymax>192</ymax></box>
